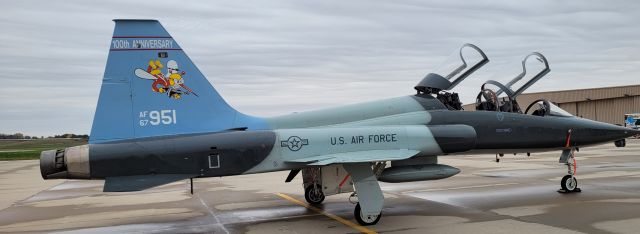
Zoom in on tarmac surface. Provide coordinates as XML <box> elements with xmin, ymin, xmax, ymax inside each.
<box><xmin>1</xmin><ymin>140</ymin><xmax>640</xmax><ymax>233</ymax></box>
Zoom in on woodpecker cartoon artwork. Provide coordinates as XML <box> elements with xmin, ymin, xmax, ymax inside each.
<box><xmin>134</xmin><ymin>59</ymin><xmax>198</xmax><ymax>99</ymax></box>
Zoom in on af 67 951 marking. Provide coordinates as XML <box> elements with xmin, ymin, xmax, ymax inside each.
<box><xmin>139</xmin><ymin>110</ymin><xmax>177</xmax><ymax>126</ymax></box>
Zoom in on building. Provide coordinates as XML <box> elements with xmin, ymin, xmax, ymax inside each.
<box><xmin>462</xmin><ymin>84</ymin><xmax>640</xmax><ymax>125</ymax></box>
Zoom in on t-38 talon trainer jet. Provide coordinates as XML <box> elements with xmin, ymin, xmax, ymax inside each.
<box><xmin>40</xmin><ymin>20</ymin><xmax>639</xmax><ymax>226</ymax></box>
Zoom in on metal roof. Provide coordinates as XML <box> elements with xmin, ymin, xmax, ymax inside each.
<box><xmin>517</xmin><ymin>84</ymin><xmax>640</xmax><ymax>103</ymax></box>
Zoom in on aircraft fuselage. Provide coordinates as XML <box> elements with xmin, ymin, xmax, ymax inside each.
<box><xmin>45</xmin><ymin>94</ymin><xmax>636</xmax><ymax>180</ymax></box>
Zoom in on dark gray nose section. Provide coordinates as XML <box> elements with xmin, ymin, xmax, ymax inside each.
<box><xmin>574</xmin><ymin>120</ymin><xmax>639</xmax><ymax>146</ymax></box>
<box><xmin>623</xmin><ymin>128</ymin><xmax>640</xmax><ymax>140</ymax></box>
<box><xmin>603</xmin><ymin>124</ymin><xmax>639</xmax><ymax>140</ymax></box>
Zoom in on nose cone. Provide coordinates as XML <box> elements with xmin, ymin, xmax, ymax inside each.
<box><xmin>627</xmin><ymin>128</ymin><xmax>640</xmax><ymax>138</ymax></box>
<box><xmin>574</xmin><ymin>119</ymin><xmax>639</xmax><ymax>145</ymax></box>
<box><xmin>607</xmin><ymin>124</ymin><xmax>640</xmax><ymax>139</ymax></box>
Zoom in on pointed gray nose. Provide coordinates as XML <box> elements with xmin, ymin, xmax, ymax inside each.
<box><xmin>611</xmin><ymin>125</ymin><xmax>640</xmax><ymax>139</ymax></box>
<box><xmin>598</xmin><ymin>123</ymin><xmax>639</xmax><ymax>142</ymax></box>
<box><xmin>627</xmin><ymin>128</ymin><xmax>640</xmax><ymax>138</ymax></box>
<box><xmin>572</xmin><ymin>119</ymin><xmax>639</xmax><ymax>146</ymax></box>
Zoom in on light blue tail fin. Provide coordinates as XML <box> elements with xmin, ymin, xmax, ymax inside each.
<box><xmin>90</xmin><ymin>19</ymin><xmax>266</xmax><ymax>143</ymax></box>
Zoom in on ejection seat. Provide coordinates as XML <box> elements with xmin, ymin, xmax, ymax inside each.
<box><xmin>475</xmin><ymin>52</ymin><xmax>550</xmax><ymax>113</ymax></box>
<box><xmin>414</xmin><ymin>43</ymin><xmax>489</xmax><ymax>110</ymax></box>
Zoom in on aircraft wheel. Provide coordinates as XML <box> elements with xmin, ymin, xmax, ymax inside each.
<box><xmin>304</xmin><ymin>184</ymin><xmax>325</xmax><ymax>205</ymax></box>
<box><xmin>615</xmin><ymin>139</ymin><xmax>625</xmax><ymax>147</ymax></box>
<box><xmin>561</xmin><ymin>175</ymin><xmax>578</xmax><ymax>192</ymax></box>
<box><xmin>354</xmin><ymin>203</ymin><xmax>381</xmax><ymax>226</ymax></box>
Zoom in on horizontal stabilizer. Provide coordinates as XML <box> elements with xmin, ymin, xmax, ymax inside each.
<box><xmin>286</xmin><ymin>149</ymin><xmax>420</xmax><ymax>166</ymax></box>
<box><xmin>104</xmin><ymin>174</ymin><xmax>195</xmax><ymax>192</ymax></box>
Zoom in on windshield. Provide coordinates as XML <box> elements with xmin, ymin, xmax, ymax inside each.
<box><xmin>548</xmin><ymin>103</ymin><xmax>573</xmax><ymax>117</ymax></box>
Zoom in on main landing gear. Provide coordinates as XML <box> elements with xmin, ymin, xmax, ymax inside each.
<box><xmin>344</xmin><ymin>163</ymin><xmax>384</xmax><ymax>226</ymax></box>
<box><xmin>558</xmin><ymin>148</ymin><xmax>581</xmax><ymax>193</ymax></box>
<box><xmin>304</xmin><ymin>184</ymin><xmax>325</xmax><ymax>204</ymax></box>
<box><xmin>354</xmin><ymin>202</ymin><xmax>381</xmax><ymax>225</ymax></box>
<box><xmin>299</xmin><ymin>164</ymin><xmax>384</xmax><ymax>226</ymax></box>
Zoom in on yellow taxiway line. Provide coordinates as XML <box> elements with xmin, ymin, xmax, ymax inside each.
<box><xmin>275</xmin><ymin>193</ymin><xmax>377</xmax><ymax>234</ymax></box>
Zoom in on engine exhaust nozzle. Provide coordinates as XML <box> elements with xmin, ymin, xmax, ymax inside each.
<box><xmin>40</xmin><ymin>145</ymin><xmax>90</xmax><ymax>179</ymax></box>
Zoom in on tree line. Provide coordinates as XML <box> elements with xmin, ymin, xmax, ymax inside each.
<box><xmin>0</xmin><ymin>133</ymin><xmax>89</xmax><ymax>139</ymax></box>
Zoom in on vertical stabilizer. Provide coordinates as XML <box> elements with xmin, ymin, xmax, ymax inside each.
<box><xmin>90</xmin><ymin>19</ymin><xmax>265</xmax><ymax>143</ymax></box>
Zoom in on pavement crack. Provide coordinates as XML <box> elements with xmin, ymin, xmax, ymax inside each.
<box><xmin>197</xmin><ymin>196</ymin><xmax>230</xmax><ymax>234</ymax></box>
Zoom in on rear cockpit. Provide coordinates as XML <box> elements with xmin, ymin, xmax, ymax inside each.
<box><xmin>414</xmin><ymin>44</ymin><xmax>489</xmax><ymax>110</ymax></box>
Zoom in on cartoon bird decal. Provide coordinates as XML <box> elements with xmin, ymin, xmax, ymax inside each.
<box><xmin>134</xmin><ymin>59</ymin><xmax>198</xmax><ymax>100</ymax></box>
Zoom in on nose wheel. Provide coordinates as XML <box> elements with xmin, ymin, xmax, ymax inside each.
<box><xmin>560</xmin><ymin>175</ymin><xmax>579</xmax><ymax>192</ymax></box>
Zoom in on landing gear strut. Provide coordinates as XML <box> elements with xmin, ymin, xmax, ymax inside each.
<box><xmin>558</xmin><ymin>148</ymin><xmax>581</xmax><ymax>193</ymax></box>
<box><xmin>343</xmin><ymin>163</ymin><xmax>385</xmax><ymax>226</ymax></box>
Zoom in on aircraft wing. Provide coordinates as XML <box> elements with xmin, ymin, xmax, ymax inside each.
<box><xmin>285</xmin><ymin>149</ymin><xmax>420</xmax><ymax>166</ymax></box>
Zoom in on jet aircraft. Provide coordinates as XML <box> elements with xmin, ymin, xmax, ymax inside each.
<box><xmin>40</xmin><ymin>20</ymin><xmax>639</xmax><ymax>226</ymax></box>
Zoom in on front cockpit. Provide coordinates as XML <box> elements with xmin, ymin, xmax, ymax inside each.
<box><xmin>472</xmin><ymin>51</ymin><xmax>574</xmax><ymax>117</ymax></box>
<box><xmin>475</xmin><ymin>52</ymin><xmax>550</xmax><ymax>113</ymax></box>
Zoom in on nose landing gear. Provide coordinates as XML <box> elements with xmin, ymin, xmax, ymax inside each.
<box><xmin>558</xmin><ymin>148</ymin><xmax>581</xmax><ymax>193</ymax></box>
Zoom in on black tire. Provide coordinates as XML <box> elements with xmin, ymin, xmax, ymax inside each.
<box><xmin>304</xmin><ymin>184</ymin><xmax>325</xmax><ymax>205</ymax></box>
<box><xmin>354</xmin><ymin>203</ymin><xmax>381</xmax><ymax>226</ymax></box>
<box><xmin>615</xmin><ymin>140</ymin><xmax>623</xmax><ymax>147</ymax></box>
<box><xmin>616</xmin><ymin>139</ymin><xmax>626</xmax><ymax>147</ymax></box>
<box><xmin>561</xmin><ymin>175</ymin><xmax>578</xmax><ymax>192</ymax></box>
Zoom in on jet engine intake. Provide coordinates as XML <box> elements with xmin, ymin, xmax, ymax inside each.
<box><xmin>40</xmin><ymin>145</ymin><xmax>90</xmax><ymax>179</ymax></box>
<box><xmin>429</xmin><ymin>124</ymin><xmax>477</xmax><ymax>154</ymax></box>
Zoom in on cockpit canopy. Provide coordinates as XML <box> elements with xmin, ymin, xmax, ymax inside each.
<box><xmin>415</xmin><ymin>44</ymin><xmax>489</xmax><ymax>111</ymax></box>
<box><xmin>524</xmin><ymin>99</ymin><xmax>574</xmax><ymax>117</ymax></box>
<box><xmin>415</xmin><ymin>44</ymin><xmax>489</xmax><ymax>94</ymax></box>
<box><xmin>475</xmin><ymin>52</ymin><xmax>551</xmax><ymax>114</ymax></box>
<box><xmin>548</xmin><ymin>103</ymin><xmax>574</xmax><ymax>117</ymax></box>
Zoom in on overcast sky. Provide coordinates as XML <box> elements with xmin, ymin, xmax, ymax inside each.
<box><xmin>1</xmin><ymin>0</ymin><xmax>639</xmax><ymax>136</ymax></box>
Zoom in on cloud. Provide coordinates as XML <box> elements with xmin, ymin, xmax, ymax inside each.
<box><xmin>1</xmin><ymin>0</ymin><xmax>639</xmax><ymax>136</ymax></box>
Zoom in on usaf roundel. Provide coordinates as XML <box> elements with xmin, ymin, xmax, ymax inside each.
<box><xmin>281</xmin><ymin>136</ymin><xmax>309</xmax><ymax>151</ymax></box>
